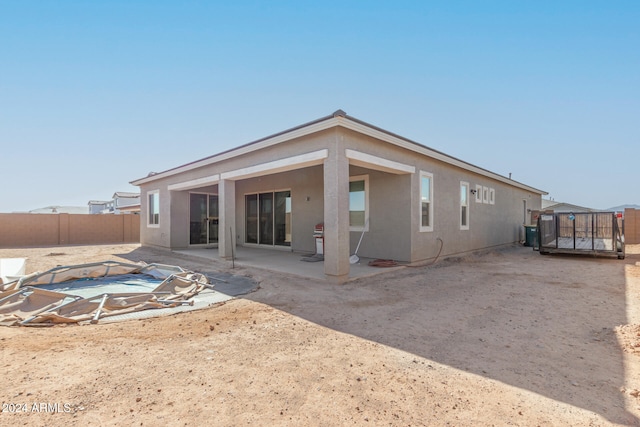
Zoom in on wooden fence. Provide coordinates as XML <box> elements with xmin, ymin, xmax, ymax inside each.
<box><xmin>625</xmin><ymin>209</ymin><xmax>640</xmax><ymax>244</ymax></box>
<box><xmin>0</xmin><ymin>213</ymin><xmax>140</xmax><ymax>248</ymax></box>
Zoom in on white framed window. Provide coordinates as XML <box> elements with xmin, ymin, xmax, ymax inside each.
<box><xmin>489</xmin><ymin>188</ymin><xmax>495</xmax><ymax>205</ymax></box>
<box><xmin>482</xmin><ymin>186</ymin><xmax>489</xmax><ymax>204</ymax></box>
<box><xmin>460</xmin><ymin>181</ymin><xmax>469</xmax><ymax>230</ymax></box>
<box><xmin>147</xmin><ymin>190</ymin><xmax>160</xmax><ymax>227</ymax></box>
<box><xmin>419</xmin><ymin>171</ymin><xmax>433</xmax><ymax>232</ymax></box>
<box><xmin>349</xmin><ymin>175</ymin><xmax>369</xmax><ymax>231</ymax></box>
<box><xmin>475</xmin><ymin>184</ymin><xmax>483</xmax><ymax>203</ymax></box>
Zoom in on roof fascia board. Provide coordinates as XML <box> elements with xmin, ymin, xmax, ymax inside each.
<box><xmin>220</xmin><ymin>149</ymin><xmax>328</xmax><ymax>181</ymax></box>
<box><xmin>337</xmin><ymin>118</ymin><xmax>546</xmax><ymax>195</ymax></box>
<box><xmin>167</xmin><ymin>174</ymin><xmax>220</xmax><ymax>191</ymax></box>
<box><xmin>345</xmin><ymin>149</ymin><xmax>415</xmax><ymax>175</ymax></box>
<box><xmin>131</xmin><ymin>119</ymin><xmax>338</xmax><ymax>186</ymax></box>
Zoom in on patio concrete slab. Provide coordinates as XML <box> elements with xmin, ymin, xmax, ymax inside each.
<box><xmin>173</xmin><ymin>246</ymin><xmax>403</xmax><ymax>282</ymax></box>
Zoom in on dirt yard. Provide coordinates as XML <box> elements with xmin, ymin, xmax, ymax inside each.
<box><xmin>1</xmin><ymin>243</ymin><xmax>640</xmax><ymax>426</ymax></box>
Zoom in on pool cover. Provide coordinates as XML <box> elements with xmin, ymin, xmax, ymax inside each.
<box><xmin>0</xmin><ymin>261</ymin><xmax>211</xmax><ymax>326</ymax></box>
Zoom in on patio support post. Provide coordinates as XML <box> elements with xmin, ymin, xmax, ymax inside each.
<box><xmin>218</xmin><ymin>179</ymin><xmax>236</xmax><ymax>259</ymax></box>
<box><xmin>323</xmin><ymin>137</ymin><xmax>350</xmax><ymax>283</ymax></box>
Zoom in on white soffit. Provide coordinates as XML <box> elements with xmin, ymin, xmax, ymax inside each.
<box><xmin>167</xmin><ymin>174</ymin><xmax>220</xmax><ymax>191</ymax></box>
<box><xmin>221</xmin><ymin>149</ymin><xmax>328</xmax><ymax>181</ymax></box>
<box><xmin>345</xmin><ymin>149</ymin><xmax>415</xmax><ymax>175</ymax></box>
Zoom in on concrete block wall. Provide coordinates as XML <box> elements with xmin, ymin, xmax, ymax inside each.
<box><xmin>0</xmin><ymin>213</ymin><xmax>140</xmax><ymax>248</ymax></box>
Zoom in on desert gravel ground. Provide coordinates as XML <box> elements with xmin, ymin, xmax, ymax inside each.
<box><xmin>1</xmin><ymin>243</ymin><xmax>640</xmax><ymax>426</ymax></box>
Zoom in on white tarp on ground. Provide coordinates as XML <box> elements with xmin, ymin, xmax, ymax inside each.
<box><xmin>0</xmin><ymin>258</ymin><xmax>26</xmax><ymax>284</ymax></box>
<box><xmin>0</xmin><ymin>261</ymin><xmax>212</xmax><ymax>326</ymax></box>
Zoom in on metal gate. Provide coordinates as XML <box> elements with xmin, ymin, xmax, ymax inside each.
<box><xmin>536</xmin><ymin>212</ymin><xmax>625</xmax><ymax>259</ymax></box>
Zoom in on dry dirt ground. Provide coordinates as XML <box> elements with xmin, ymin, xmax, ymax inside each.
<box><xmin>2</xmin><ymin>243</ymin><xmax>640</xmax><ymax>426</ymax></box>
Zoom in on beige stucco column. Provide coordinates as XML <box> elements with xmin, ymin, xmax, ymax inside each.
<box><xmin>323</xmin><ymin>141</ymin><xmax>350</xmax><ymax>283</ymax></box>
<box><xmin>218</xmin><ymin>179</ymin><xmax>236</xmax><ymax>259</ymax></box>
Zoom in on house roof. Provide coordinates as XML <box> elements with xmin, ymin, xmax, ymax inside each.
<box><xmin>29</xmin><ymin>206</ymin><xmax>89</xmax><ymax>214</ymax></box>
<box><xmin>541</xmin><ymin>199</ymin><xmax>599</xmax><ymax>212</ymax></box>
<box><xmin>112</xmin><ymin>192</ymin><xmax>140</xmax><ymax>198</ymax></box>
<box><xmin>131</xmin><ymin>110</ymin><xmax>547</xmax><ymax>195</ymax></box>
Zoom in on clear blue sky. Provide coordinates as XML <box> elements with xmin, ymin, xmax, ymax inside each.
<box><xmin>1</xmin><ymin>1</ymin><xmax>638</xmax><ymax>212</ymax></box>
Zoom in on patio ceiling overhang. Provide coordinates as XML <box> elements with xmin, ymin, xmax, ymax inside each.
<box><xmin>220</xmin><ymin>149</ymin><xmax>328</xmax><ymax>181</ymax></box>
<box><xmin>168</xmin><ymin>174</ymin><xmax>220</xmax><ymax>191</ymax></box>
<box><xmin>346</xmin><ymin>149</ymin><xmax>415</xmax><ymax>175</ymax></box>
<box><xmin>166</xmin><ymin>148</ymin><xmax>414</xmax><ymax>192</ymax></box>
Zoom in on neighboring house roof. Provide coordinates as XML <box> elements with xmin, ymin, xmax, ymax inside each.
<box><xmin>131</xmin><ymin>110</ymin><xmax>547</xmax><ymax>195</ymax></box>
<box><xmin>113</xmin><ymin>192</ymin><xmax>140</xmax><ymax>209</ymax></box>
<box><xmin>608</xmin><ymin>204</ymin><xmax>640</xmax><ymax>211</ymax></box>
<box><xmin>112</xmin><ymin>192</ymin><xmax>140</xmax><ymax>199</ymax></box>
<box><xmin>29</xmin><ymin>206</ymin><xmax>89</xmax><ymax>214</ymax></box>
<box><xmin>541</xmin><ymin>199</ymin><xmax>599</xmax><ymax>212</ymax></box>
<box><xmin>88</xmin><ymin>200</ymin><xmax>111</xmax><ymax>205</ymax></box>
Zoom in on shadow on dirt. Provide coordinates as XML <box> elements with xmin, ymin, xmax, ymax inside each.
<box><xmin>118</xmin><ymin>244</ymin><xmax>639</xmax><ymax>425</ymax></box>
<box><xmin>243</xmin><ymin>246</ymin><xmax>639</xmax><ymax>425</ymax></box>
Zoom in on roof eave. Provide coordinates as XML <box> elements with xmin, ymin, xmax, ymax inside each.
<box><xmin>131</xmin><ymin>111</ymin><xmax>547</xmax><ymax>195</ymax></box>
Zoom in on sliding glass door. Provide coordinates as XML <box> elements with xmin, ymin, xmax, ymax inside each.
<box><xmin>245</xmin><ymin>190</ymin><xmax>291</xmax><ymax>247</ymax></box>
<box><xmin>259</xmin><ymin>193</ymin><xmax>274</xmax><ymax>245</ymax></box>
<box><xmin>274</xmin><ymin>191</ymin><xmax>291</xmax><ymax>246</ymax></box>
<box><xmin>189</xmin><ymin>193</ymin><xmax>219</xmax><ymax>245</ymax></box>
<box><xmin>246</xmin><ymin>194</ymin><xmax>258</xmax><ymax>244</ymax></box>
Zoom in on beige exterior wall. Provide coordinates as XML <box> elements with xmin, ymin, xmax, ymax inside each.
<box><xmin>0</xmin><ymin>213</ymin><xmax>140</xmax><ymax>248</ymax></box>
<box><xmin>340</xmin><ymin>128</ymin><xmax>541</xmax><ymax>262</ymax></box>
<box><xmin>137</xmin><ymin>126</ymin><xmax>543</xmax><ymax>266</ymax></box>
<box><xmin>139</xmin><ymin>129</ymin><xmax>340</xmax><ymax>250</ymax></box>
<box><xmin>235</xmin><ymin>166</ymin><xmax>325</xmax><ymax>253</ymax></box>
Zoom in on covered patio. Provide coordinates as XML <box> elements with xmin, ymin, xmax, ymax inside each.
<box><xmin>174</xmin><ymin>245</ymin><xmax>404</xmax><ymax>282</ymax></box>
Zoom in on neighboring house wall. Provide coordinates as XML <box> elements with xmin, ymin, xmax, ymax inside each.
<box><xmin>89</xmin><ymin>203</ymin><xmax>108</xmax><ymax>214</ymax></box>
<box><xmin>114</xmin><ymin>194</ymin><xmax>141</xmax><ymax>213</ymax></box>
<box><xmin>0</xmin><ymin>213</ymin><xmax>140</xmax><ymax>248</ymax></box>
<box><xmin>625</xmin><ymin>209</ymin><xmax>640</xmax><ymax>244</ymax></box>
<box><xmin>115</xmin><ymin>197</ymin><xmax>140</xmax><ymax>208</ymax></box>
<box><xmin>89</xmin><ymin>201</ymin><xmax>113</xmax><ymax>214</ymax></box>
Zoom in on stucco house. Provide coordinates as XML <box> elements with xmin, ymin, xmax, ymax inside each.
<box><xmin>131</xmin><ymin>110</ymin><xmax>546</xmax><ymax>283</ymax></box>
<box><xmin>89</xmin><ymin>192</ymin><xmax>141</xmax><ymax>214</ymax></box>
